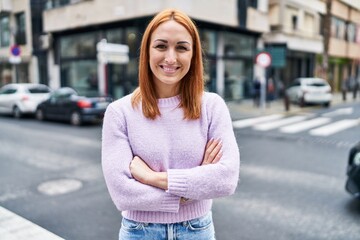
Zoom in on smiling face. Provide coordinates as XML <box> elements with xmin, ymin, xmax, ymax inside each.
<box><xmin>149</xmin><ymin>20</ymin><xmax>193</xmax><ymax>98</ymax></box>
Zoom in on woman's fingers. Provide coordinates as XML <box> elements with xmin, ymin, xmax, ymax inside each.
<box><xmin>202</xmin><ymin>138</ymin><xmax>222</xmax><ymax>165</ymax></box>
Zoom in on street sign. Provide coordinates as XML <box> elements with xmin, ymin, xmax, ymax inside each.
<box><xmin>10</xmin><ymin>45</ymin><xmax>21</xmax><ymax>56</ymax></box>
<box><xmin>96</xmin><ymin>40</ymin><xmax>129</xmax><ymax>64</ymax></box>
<box><xmin>255</xmin><ymin>52</ymin><xmax>271</xmax><ymax>68</ymax></box>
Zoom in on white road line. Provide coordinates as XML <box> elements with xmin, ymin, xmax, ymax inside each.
<box><xmin>0</xmin><ymin>206</ymin><xmax>65</xmax><ymax>240</ymax></box>
<box><xmin>280</xmin><ymin>117</ymin><xmax>331</xmax><ymax>134</ymax></box>
<box><xmin>322</xmin><ymin>107</ymin><xmax>353</xmax><ymax>117</ymax></box>
<box><xmin>253</xmin><ymin>116</ymin><xmax>308</xmax><ymax>131</ymax></box>
<box><xmin>232</xmin><ymin>114</ymin><xmax>284</xmax><ymax>128</ymax></box>
<box><xmin>309</xmin><ymin>119</ymin><xmax>360</xmax><ymax>136</ymax></box>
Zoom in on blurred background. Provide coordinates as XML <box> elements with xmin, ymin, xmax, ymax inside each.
<box><xmin>0</xmin><ymin>0</ymin><xmax>359</xmax><ymax>101</ymax></box>
<box><xmin>1</xmin><ymin>1</ymin><xmax>360</xmax><ymax>240</ymax></box>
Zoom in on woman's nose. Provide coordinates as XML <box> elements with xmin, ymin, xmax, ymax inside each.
<box><xmin>164</xmin><ymin>49</ymin><xmax>177</xmax><ymax>64</ymax></box>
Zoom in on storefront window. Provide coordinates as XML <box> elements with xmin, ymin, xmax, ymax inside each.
<box><xmin>60</xmin><ymin>32</ymin><xmax>97</xmax><ymax>58</ymax></box>
<box><xmin>223</xmin><ymin>32</ymin><xmax>255</xmax><ymax>57</ymax></box>
<box><xmin>126</xmin><ymin>28</ymin><xmax>140</xmax><ymax>57</ymax></box>
<box><xmin>61</xmin><ymin>60</ymin><xmax>98</xmax><ymax>96</ymax></box>
<box><xmin>106</xmin><ymin>29</ymin><xmax>123</xmax><ymax>44</ymax></box>
<box><xmin>200</xmin><ymin>30</ymin><xmax>217</xmax><ymax>55</ymax></box>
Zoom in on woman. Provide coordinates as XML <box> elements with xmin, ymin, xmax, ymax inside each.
<box><xmin>102</xmin><ymin>8</ymin><xmax>240</xmax><ymax>240</ymax></box>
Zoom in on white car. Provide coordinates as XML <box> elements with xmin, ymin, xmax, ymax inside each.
<box><xmin>285</xmin><ymin>77</ymin><xmax>332</xmax><ymax>107</ymax></box>
<box><xmin>0</xmin><ymin>83</ymin><xmax>52</xmax><ymax>118</ymax></box>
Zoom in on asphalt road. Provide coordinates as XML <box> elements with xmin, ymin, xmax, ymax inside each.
<box><xmin>0</xmin><ymin>101</ymin><xmax>359</xmax><ymax>239</ymax></box>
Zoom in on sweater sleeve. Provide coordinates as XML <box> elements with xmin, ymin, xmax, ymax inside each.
<box><xmin>167</xmin><ymin>94</ymin><xmax>240</xmax><ymax>200</ymax></box>
<box><xmin>101</xmin><ymin>104</ymin><xmax>181</xmax><ymax>213</ymax></box>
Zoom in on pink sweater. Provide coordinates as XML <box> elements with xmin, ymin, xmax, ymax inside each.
<box><xmin>101</xmin><ymin>92</ymin><xmax>240</xmax><ymax>223</ymax></box>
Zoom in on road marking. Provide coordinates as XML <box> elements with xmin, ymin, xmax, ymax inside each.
<box><xmin>232</xmin><ymin>114</ymin><xmax>283</xmax><ymax>128</ymax></box>
<box><xmin>280</xmin><ymin>117</ymin><xmax>331</xmax><ymax>134</ymax></box>
<box><xmin>0</xmin><ymin>206</ymin><xmax>64</xmax><ymax>240</ymax></box>
<box><xmin>322</xmin><ymin>107</ymin><xmax>353</xmax><ymax>117</ymax></box>
<box><xmin>309</xmin><ymin>119</ymin><xmax>360</xmax><ymax>136</ymax></box>
<box><xmin>253</xmin><ymin>116</ymin><xmax>308</xmax><ymax>131</ymax></box>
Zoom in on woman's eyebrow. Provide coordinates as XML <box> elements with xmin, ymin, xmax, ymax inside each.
<box><xmin>154</xmin><ymin>39</ymin><xmax>167</xmax><ymax>43</ymax></box>
<box><xmin>177</xmin><ymin>41</ymin><xmax>191</xmax><ymax>45</ymax></box>
<box><xmin>153</xmin><ymin>39</ymin><xmax>191</xmax><ymax>45</ymax></box>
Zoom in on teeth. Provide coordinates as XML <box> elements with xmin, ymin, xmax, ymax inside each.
<box><xmin>163</xmin><ymin>66</ymin><xmax>177</xmax><ymax>72</ymax></box>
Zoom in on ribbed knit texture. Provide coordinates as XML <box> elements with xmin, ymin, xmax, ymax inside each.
<box><xmin>101</xmin><ymin>92</ymin><xmax>240</xmax><ymax>223</ymax></box>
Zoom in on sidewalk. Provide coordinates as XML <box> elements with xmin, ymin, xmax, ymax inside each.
<box><xmin>227</xmin><ymin>92</ymin><xmax>360</xmax><ymax>120</ymax></box>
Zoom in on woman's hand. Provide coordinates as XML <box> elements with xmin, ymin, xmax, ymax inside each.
<box><xmin>201</xmin><ymin>138</ymin><xmax>223</xmax><ymax>165</ymax></box>
<box><xmin>130</xmin><ymin>156</ymin><xmax>168</xmax><ymax>190</ymax></box>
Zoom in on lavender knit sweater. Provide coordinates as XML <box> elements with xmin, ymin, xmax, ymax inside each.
<box><xmin>101</xmin><ymin>92</ymin><xmax>240</xmax><ymax>224</ymax></box>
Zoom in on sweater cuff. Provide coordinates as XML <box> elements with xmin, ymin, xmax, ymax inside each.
<box><xmin>159</xmin><ymin>193</ymin><xmax>181</xmax><ymax>213</ymax></box>
<box><xmin>166</xmin><ymin>169</ymin><xmax>189</xmax><ymax>197</ymax></box>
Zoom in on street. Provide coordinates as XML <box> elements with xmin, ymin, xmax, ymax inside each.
<box><xmin>0</xmin><ymin>101</ymin><xmax>360</xmax><ymax>240</ymax></box>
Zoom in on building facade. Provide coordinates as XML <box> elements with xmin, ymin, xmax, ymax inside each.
<box><xmin>1</xmin><ymin>0</ymin><xmax>359</xmax><ymax>101</ymax></box>
<box><xmin>40</xmin><ymin>0</ymin><xmax>269</xmax><ymax>100</ymax></box>
<box><xmin>0</xmin><ymin>0</ymin><xmax>40</xmax><ymax>86</ymax></box>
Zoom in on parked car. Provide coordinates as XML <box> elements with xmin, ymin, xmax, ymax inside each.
<box><xmin>345</xmin><ymin>142</ymin><xmax>360</xmax><ymax>199</ymax></box>
<box><xmin>36</xmin><ymin>87</ymin><xmax>112</xmax><ymax>126</ymax></box>
<box><xmin>0</xmin><ymin>83</ymin><xmax>51</xmax><ymax>118</ymax></box>
<box><xmin>285</xmin><ymin>77</ymin><xmax>332</xmax><ymax>107</ymax></box>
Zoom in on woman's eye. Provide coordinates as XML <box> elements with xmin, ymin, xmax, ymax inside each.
<box><xmin>154</xmin><ymin>44</ymin><xmax>166</xmax><ymax>50</ymax></box>
<box><xmin>177</xmin><ymin>46</ymin><xmax>188</xmax><ymax>51</ymax></box>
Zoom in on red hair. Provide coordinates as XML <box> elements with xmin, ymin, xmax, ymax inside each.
<box><xmin>131</xmin><ymin>9</ymin><xmax>204</xmax><ymax>120</ymax></box>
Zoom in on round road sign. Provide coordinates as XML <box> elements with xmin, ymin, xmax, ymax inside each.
<box><xmin>256</xmin><ymin>52</ymin><xmax>271</xmax><ymax>68</ymax></box>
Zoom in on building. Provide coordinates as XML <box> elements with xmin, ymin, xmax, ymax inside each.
<box><xmin>0</xmin><ymin>0</ymin><xmax>45</xmax><ymax>86</ymax></box>
<box><xmin>264</xmin><ymin>0</ymin><xmax>360</xmax><ymax>92</ymax></box>
<box><xmin>40</xmin><ymin>0</ymin><xmax>270</xmax><ymax>100</ymax></box>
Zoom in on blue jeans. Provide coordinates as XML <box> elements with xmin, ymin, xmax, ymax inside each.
<box><xmin>119</xmin><ymin>212</ymin><xmax>216</xmax><ymax>240</ymax></box>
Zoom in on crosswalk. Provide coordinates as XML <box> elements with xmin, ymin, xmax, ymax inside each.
<box><xmin>233</xmin><ymin>108</ymin><xmax>360</xmax><ymax>137</ymax></box>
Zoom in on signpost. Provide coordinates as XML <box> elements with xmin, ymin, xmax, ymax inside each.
<box><xmin>255</xmin><ymin>51</ymin><xmax>272</xmax><ymax>112</ymax></box>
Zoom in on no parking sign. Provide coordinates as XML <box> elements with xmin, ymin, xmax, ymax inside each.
<box><xmin>9</xmin><ymin>45</ymin><xmax>21</xmax><ymax>64</ymax></box>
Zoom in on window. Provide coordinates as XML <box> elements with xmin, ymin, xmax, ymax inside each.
<box><xmin>60</xmin><ymin>32</ymin><xmax>97</xmax><ymax>58</ymax></box>
<box><xmin>15</xmin><ymin>12</ymin><xmax>26</xmax><ymax>45</ymax></box>
<box><xmin>0</xmin><ymin>15</ymin><xmax>10</xmax><ymax>47</ymax></box>
<box><xmin>346</xmin><ymin>22</ymin><xmax>356</xmax><ymax>43</ymax></box>
<box><xmin>199</xmin><ymin>29</ymin><xmax>217</xmax><ymax>55</ymax></box>
<box><xmin>331</xmin><ymin>16</ymin><xmax>346</xmax><ymax>40</ymax></box>
<box><xmin>292</xmin><ymin>15</ymin><xmax>298</xmax><ymax>30</ymax></box>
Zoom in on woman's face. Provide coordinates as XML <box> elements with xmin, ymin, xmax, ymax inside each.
<box><xmin>149</xmin><ymin>20</ymin><xmax>193</xmax><ymax>97</ymax></box>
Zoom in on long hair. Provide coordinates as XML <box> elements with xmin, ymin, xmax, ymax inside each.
<box><xmin>131</xmin><ymin>9</ymin><xmax>204</xmax><ymax>120</ymax></box>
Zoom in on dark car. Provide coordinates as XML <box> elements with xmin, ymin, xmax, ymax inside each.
<box><xmin>345</xmin><ymin>142</ymin><xmax>360</xmax><ymax>198</ymax></box>
<box><xmin>36</xmin><ymin>87</ymin><xmax>112</xmax><ymax>126</ymax></box>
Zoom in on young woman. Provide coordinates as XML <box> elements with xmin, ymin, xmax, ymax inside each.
<box><xmin>102</xmin><ymin>8</ymin><xmax>240</xmax><ymax>240</ymax></box>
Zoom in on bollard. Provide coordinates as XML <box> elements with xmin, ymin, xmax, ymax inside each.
<box><xmin>284</xmin><ymin>94</ymin><xmax>290</xmax><ymax>111</ymax></box>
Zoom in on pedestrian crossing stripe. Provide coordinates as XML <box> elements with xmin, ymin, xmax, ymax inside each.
<box><xmin>280</xmin><ymin>117</ymin><xmax>331</xmax><ymax>134</ymax></box>
<box><xmin>253</xmin><ymin>116</ymin><xmax>308</xmax><ymax>131</ymax></box>
<box><xmin>309</xmin><ymin>119</ymin><xmax>360</xmax><ymax>136</ymax></box>
<box><xmin>0</xmin><ymin>206</ymin><xmax>64</xmax><ymax>240</ymax></box>
<box><xmin>232</xmin><ymin>115</ymin><xmax>360</xmax><ymax>136</ymax></box>
<box><xmin>232</xmin><ymin>114</ymin><xmax>283</xmax><ymax>128</ymax></box>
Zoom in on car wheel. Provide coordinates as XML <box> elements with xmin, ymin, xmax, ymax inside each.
<box><xmin>13</xmin><ymin>106</ymin><xmax>22</xmax><ymax>119</ymax></box>
<box><xmin>70</xmin><ymin>111</ymin><xmax>82</xmax><ymax>126</ymax></box>
<box><xmin>36</xmin><ymin>109</ymin><xmax>45</xmax><ymax>121</ymax></box>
